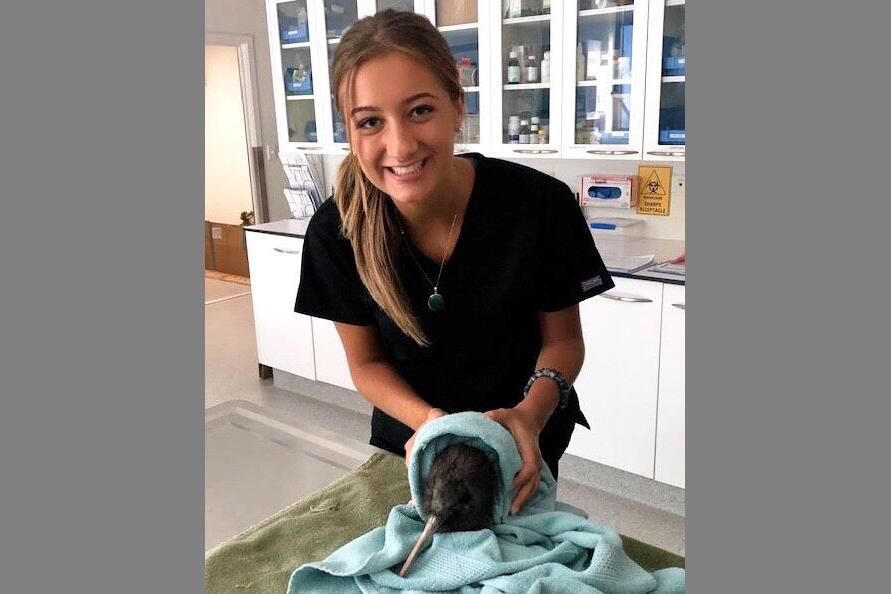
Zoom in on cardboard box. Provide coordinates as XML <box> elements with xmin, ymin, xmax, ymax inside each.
<box><xmin>580</xmin><ymin>175</ymin><xmax>638</xmax><ymax>209</ymax></box>
<box><xmin>208</xmin><ymin>221</ymin><xmax>250</xmax><ymax>278</ymax></box>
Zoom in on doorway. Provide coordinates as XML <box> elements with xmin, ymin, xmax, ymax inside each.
<box><xmin>205</xmin><ymin>34</ymin><xmax>265</xmax><ymax>279</ymax></box>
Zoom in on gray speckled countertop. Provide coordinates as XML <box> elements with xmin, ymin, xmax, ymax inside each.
<box><xmin>246</xmin><ymin>219</ymin><xmax>685</xmax><ymax>285</ymax></box>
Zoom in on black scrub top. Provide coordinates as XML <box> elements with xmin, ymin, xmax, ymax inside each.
<box><xmin>295</xmin><ymin>152</ymin><xmax>614</xmax><ymax>461</ymax></box>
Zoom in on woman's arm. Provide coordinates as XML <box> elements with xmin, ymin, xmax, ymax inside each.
<box><xmin>334</xmin><ymin>322</ymin><xmax>435</xmax><ymax>432</ymax></box>
<box><xmin>516</xmin><ymin>304</ymin><xmax>585</xmax><ymax>428</ymax></box>
<box><xmin>485</xmin><ymin>303</ymin><xmax>585</xmax><ymax>514</ymax></box>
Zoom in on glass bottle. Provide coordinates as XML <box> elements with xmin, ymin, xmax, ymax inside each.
<box><xmin>519</xmin><ymin>119</ymin><xmax>530</xmax><ymax>144</ymax></box>
<box><xmin>508</xmin><ymin>115</ymin><xmax>520</xmax><ymax>144</ymax></box>
<box><xmin>507</xmin><ymin>51</ymin><xmax>521</xmax><ymax>84</ymax></box>
<box><xmin>541</xmin><ymin>51</ymin><xmax>551</xmax><ymax>83</ymax></box>
<box><xmin>526</xmin><ymin>55</ymin><xmax>539</xmax><ymax>83</ymax></box>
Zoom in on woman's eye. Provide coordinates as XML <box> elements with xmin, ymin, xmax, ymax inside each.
<box><xmin>357</xmin><ymin>117</ymin><xmax>379</xmax><ymax>129</ymax></box>
<box><xmin>411</xmin><ymin>105</ymin><xmax>434</xmax><ymax>118</ymax></box>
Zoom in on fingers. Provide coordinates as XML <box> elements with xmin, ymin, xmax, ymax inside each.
<box><xmin>510</xmin><ymin>475</ymin><xmax>539</xmax><ymax>515</ymax></box>
<box><xmin>404</xmin><ymin>434</ymin><xmax>416</xmax><ymax>469</ymax></box>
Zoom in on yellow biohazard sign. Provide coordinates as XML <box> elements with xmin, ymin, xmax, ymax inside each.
<box><xmin>637</xmin><ymin>166</ymin><xmax>672</xmax><ymax>216</ymax></box>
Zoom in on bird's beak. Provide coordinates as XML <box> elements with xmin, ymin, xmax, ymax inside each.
<box><xmin>399</xmin><ymin>515</ymin><xmax>442</xmax><ymax>577</ymax></box>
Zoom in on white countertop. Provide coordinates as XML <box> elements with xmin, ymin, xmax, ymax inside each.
<box><xmin>244</xmin><ymin>217</ymin><xmax>311</xmax><ymax>238</ymax></box>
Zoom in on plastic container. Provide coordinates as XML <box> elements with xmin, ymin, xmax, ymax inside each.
<box><xmin>587</xmin><ymin>217</ymin><xmax>644</xmax><ymax>239</ymax></box>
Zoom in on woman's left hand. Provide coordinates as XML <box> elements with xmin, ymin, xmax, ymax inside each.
<box><xmin>483</xmin><ymin>406</ymin><xmax>543</xmax><ymax>515</ymax></box>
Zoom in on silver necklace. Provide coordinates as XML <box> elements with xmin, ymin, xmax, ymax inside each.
<box><xmin>398</xmin><ymin>212</ymin><xmax>458</xmax><ymax>312</ymax></box>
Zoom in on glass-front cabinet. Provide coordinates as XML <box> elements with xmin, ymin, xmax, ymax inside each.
<box><xmin>643</xmin><ymin>0</ymin><xmax>685</xmax><ymax>160</ymax></box>
<box><xmin>266</xmin><ymin>0</ymin><xmax>326</xmax><ymax>150</ymax></box>
<box><xmin>561</xmin><ymin>0</ymin><xmax>649</xmax><ymax>160</ymax></box>
<box><xmin>424</xmin><ymin>1</ymin><xmax>491</xmax><ymax>152</ymax></box>
<box><xmin>487</xmin><ymin>0</ymin><xmax>564</xmax><ymax>159</ymax></box>
<box><xmin>265</xmin><ymin>0</ymin><xmax>685</xmax><ymax>160</ymax></box>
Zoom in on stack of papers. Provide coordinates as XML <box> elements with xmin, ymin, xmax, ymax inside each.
<box><xmin>647</xmin><ymin>261</ymin><xmax>686</xmax><ymax>277</ymax></box>
<box><xmin>602</xmin><ymin>253</ymin><xmax>655</xmax><ymax>273</ymax></box>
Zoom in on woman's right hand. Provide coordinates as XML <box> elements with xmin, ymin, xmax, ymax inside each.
<box><xmin>404</xmin><ymin>408</ymin><xmax>446</xmax><ymax>469</ymax></box>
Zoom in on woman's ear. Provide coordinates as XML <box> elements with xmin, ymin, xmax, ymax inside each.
<box><xmin>452</xmin><ymin>94</ymin><xmax>466</xmax><ymax>131</ymax></box>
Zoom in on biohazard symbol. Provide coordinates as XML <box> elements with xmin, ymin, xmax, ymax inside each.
<box><xmin>644</xmin><ymin>170</ymin><xmax>666</xmax><ymax>195</ymax></box>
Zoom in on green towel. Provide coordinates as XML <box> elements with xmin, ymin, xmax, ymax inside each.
<box><xmin>286</xmin><ymin>412</ymin><xmax>685</xmax><ymax>593</ymax></box>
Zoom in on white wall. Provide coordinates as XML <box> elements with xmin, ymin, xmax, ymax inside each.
<box><xmin>205</xmin><ymin>45</ymin><xmax>254</xmax><ymax>225</ymax></box>
<box><xmin>320</xmin><ymin>155</ymin><xmax>685</xmax><ymax>241</ymax></box>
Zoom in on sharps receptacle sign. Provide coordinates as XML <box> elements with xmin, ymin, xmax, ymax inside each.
<box><xmin>637</xmin><ymin>166</ymin><xmax>672</xmax><ymax>216</ymax></box>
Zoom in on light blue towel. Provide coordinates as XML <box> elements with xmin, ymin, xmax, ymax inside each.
<box><xmin>287</xmin><ymin>412</ymin><xmax>685</xmax><ymax>593</ymax></box>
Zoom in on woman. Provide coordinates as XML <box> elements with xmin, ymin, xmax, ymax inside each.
<box><xmin>295</xmin><ymin>9</ymin><xmax>614</xmax><ymax>515</ymax></box>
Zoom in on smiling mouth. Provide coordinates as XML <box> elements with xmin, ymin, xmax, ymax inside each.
<box><xmin>386</xmin><ymin>157</ymin><xmax>429</xmax><ymax>177</ymax></box>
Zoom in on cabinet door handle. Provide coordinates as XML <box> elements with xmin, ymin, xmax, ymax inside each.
<box><xmin>646</xmin><ymin>150</ymin><xmax>685</xmax><ymax>157</ymax></box>
<box><xmin>672</xmin><ymin>303</ymin><xmax>685</xmax><ymax>310</ymax></box>
<box><xmin>512</xmin><ymin>148</ymin><xmax>558</xmax><ymax>154</ymax></box>
<box><xmin>273</xmin><ymin>247</ymin><xmax>301</xmax><ymax>255</ymax></box>
<box><xmin>587</xmin><ymin>149</ymin><xmax>639</xmax><ymax>156</ymax></box>
<box><xmin>599</xmin><ymin>292</ymin><xmax>652</xmax><ymax>303</ymax></box>
<box><xmin>296</xmin><ymin>146</ymin><xmax>323</xmax><ymax>151</ymax></box>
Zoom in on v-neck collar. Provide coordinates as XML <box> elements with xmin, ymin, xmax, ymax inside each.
<box><xmin>401</xmin><ymin>153</ymin><xmax>484</xmax><ymax>269</ymax></box>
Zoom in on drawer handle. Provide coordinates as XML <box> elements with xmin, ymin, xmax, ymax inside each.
<box><xmin>587</xmin><ymin>149</ymin><xmax>639</xmax><ymax>156</ymax></box>
<box><xmin>672</xmin><ymin>303</ymin><xmax>685</xmax><ymax>310</ymax></box>
<box><xmin>600</xmin><ymin>292</ymin><xmax>652</xmax><ymax>303</ymax></box>
<box><xmin>273</xmin><ymin>247</ymin><xmax>301</xmax><ymax>255</ymax></box>
<box><xmin>512</xmin><ymin>148</ymin><xmax>558</xmax><ymax>154</ymax></box>
<box><xmin>296</xmin><ymin>146</ymin><xmax>323</xmax><ymax>151</ymax></box>
<box><xmin>646</xmin><ymin>150</ymin><xmax>685</xmax><ymax>157</ymax></box>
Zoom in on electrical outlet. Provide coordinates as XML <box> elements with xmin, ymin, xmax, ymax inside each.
<box><xmin>211</xmin><ymin>226</ymin><xmax>222</xmax><ymax>240</ymax></box>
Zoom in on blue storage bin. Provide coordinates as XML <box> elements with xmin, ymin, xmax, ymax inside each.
<box><xmin>285</xmin><ymin>69</ymin><xmax>313</xmax><ymax>94</ymax></box>
<box><xmin>663</xmin><ymin>56</ymin><xmax>686</xmax><ymax>76</ymax></box>
<box><xmin>659</xmin><ymin>129</ymin><xmax>685</xmax><ymax>145</ymax></box>
<box><xmin>279</xmin><ymin>16</ymin><xmax>309</xmax><ymax>43</ymax></box>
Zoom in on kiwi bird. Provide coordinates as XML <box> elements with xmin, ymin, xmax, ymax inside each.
<box><xmin>399</xmin><ymin>443</ymin><xmax>498</xmax><ymax>577</ymax></box>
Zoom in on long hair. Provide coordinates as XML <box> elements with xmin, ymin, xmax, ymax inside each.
<box><xmin>331</xmin><ymin>9</ymin><xmax>462</xmax><ymax>347</ymax></box>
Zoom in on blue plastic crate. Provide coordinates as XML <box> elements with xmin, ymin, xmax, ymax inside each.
<box><xmin>285</xmin><ymin>69</ymin><xmax>313</xmax><ymax>94</ymax></box>
<box><xmin>663</xmin><ymin>56</ymin><xmax>686</xmax><ymax>76</ymax></box>
<box><xmin>658</xmin><ymin>129</ymin><xmax>685</xmax><ymax>145</ymax></box>
<box><xmin>279</xmin><ymin>16</ymin><xmax>309</xmax><ymax>43</ymax></box>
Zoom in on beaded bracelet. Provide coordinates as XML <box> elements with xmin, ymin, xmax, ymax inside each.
<box><xmin>523</xmin><ymin>368</ymin><xmax>571</xmax><ymax>410</ymax></box>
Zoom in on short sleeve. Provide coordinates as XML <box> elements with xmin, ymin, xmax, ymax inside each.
<box><xmin>537</xmin><ymin>185</ymin><xmax>615</xmax><ymax>312</ymax></box>
<box><xmin>294</xmin><ymin>205</ymin><xmax>374</xmax><ymax>325</ymax></box>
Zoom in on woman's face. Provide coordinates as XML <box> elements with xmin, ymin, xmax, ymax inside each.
<box><xmin>343</xmin><ymin>51</ymin><xmax>464</xmax><ymax>208</ymax></box>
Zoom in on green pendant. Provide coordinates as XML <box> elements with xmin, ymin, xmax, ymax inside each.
<box><xmin>427</xmin><ymin>292</ymin><xmax>445</xmax><ymax>312</ymax></box>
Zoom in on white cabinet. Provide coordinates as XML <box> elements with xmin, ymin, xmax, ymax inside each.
<box><xmin>643</xmin><ymin>0</ymin><xmax>685</xmax><ymax>160</ymax></box>
<box><xmin>264</xmin><ymin>0</ymin><xmax>685</xmax><ymax>161</ymax></box>
<box><xmin>655</xmin><ymin>283</ymin><xmax>685</xmax><ymax>487</ymax></box>
<box><xmin>561</xmin><ymin>0</ymin><xmax>650</xmax><ymax>160</ymax></box>
<box><xmin>312</xmin><ymin>318</ymin><xmax>358</xmax><ymax>390</ymax></box>
<box><xmin>245</xmin><ymin>231</ymin><xmax>316</xmax><ymax>380</ymax></box>
<box><xmin>486</xmin><ymin>0</ymin><xmax>565</xmax><ymax>159</ymax></box>
<box><xmin>567</xmin><ymin>277</ymin><xmax>663</xmax><ymax>478</ymax></box>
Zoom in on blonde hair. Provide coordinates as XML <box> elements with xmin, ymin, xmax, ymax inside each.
<box><xmin>331</xmin><ymin>9</ymin><xmax>463</xmax><ymax>346</ymax></box>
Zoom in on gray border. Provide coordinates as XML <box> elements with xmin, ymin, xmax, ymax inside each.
<box><xmin>3</xmin><ymin>1</ymin><xmax>890</xmax><ymax>592</ymax></box>
<box><xmin>691</xmin><ymin>1</ymin><xmax>888</xmax><ymax>592</ymax></box>
<box><xmin>1</xmin><ymin>2</ymin><xmax>204</xmax><ymax>592</ymax></box>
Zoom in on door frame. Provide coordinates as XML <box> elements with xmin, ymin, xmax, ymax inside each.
<box><xmin>206</xmin><ymin>31</ymin><xmax>269</xmax><ymax>224</ymax></box>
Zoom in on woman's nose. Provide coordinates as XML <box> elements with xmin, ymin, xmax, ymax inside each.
<box><xmin>384</xmin><ymin>120</ymin><xmax>419</xmax><ymax>161</ymax></box>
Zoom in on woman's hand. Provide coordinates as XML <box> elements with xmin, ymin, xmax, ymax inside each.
<box><xmin>484</xmin><ymin>406</ymin><xmax>544</xmax><ymax>515</ymax></box>
<box><xmin>404</xmin><ymin>408</ymin><xmax>446</xmax><ymax>469</ymax></box>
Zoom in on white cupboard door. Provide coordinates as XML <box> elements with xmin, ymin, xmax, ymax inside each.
<box><xmin>642</xmin><ymin>0</ymin><xmax>685</xmax><ymax>161</ymax></box>
<box><xmin>656</xmin><ymin>283</ymin><xmax>685</xmax><ymax>487</ymax></box>
<box><xmin>312</xmin><ymin>318</ymin><xmax>357</xmax><ymax>391</ymax></box>
<box><xmin>567</xmin><ymin>277</ymin><xmax>663</xmax><ymax>478</ymax></box>
<box><xmin>561</xmin><ymin>0</ymin><xmax>650</xmax><ymax>160</ymax></box>
<box><xmin>245</xmin><ymin>232</ymin><xmax>316</xmax><ymax>380</ymax></box>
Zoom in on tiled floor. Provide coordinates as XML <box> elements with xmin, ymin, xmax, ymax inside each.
<box><xmin>204</xmin><ymin>275</ymin><xmax>685</xmax><ymax>555</ymax></box>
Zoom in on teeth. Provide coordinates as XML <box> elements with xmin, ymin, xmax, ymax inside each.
<box><xmin>390</xmin><ymin>159</ymin><xmax>424</xmax><ymax>176</ymax></box>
